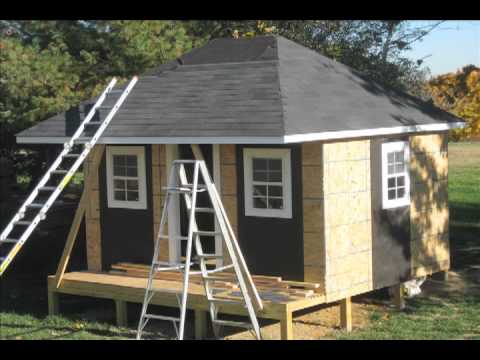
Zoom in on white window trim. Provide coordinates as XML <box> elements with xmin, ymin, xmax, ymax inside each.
<box><xmin>381</xmin><ymin>141</ymin><xmax>410</xmax><ymax>210</ymax></box>
<box><xmin>106</xmin><ymin>146</ymin><xmax>147</xmax><ymax>210</ymax></box>
<box><xmin>243</xmin><ymin>148</ymin><xmax>292</xmax><ymax>219</ymax></box>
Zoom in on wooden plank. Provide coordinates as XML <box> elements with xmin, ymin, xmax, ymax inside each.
<box><xmin>280</xmin><ymin>311</ymin><xmax>293</xmax><ymax>340</ymax></box>
<box><xmin>54</xmin><ymin>191</ymin><xmax>87</xmax><ymax>288</ymax></box>
<box><xmin>48</xmin><ymin>290</ymin><xmax>59</xmax><ymax>316</ymax></box>
<box><xmin>392</xmin><ymin>283</ymin><xmax>405</xmax><ymax>311</ymax></box>
<box><xmin>195</xmin><ymin>310</ymin><xmax>208</xmax><ymax>340</ymax></box>
<box><xmin>340</xmin><ymin>297</ymin><xmax>352</xmax><ymax>332</ymax></box>
<box><xmin>115</xmin><ymin>300</ymin><xmax>128</xmax><ymax>327</ymax></box>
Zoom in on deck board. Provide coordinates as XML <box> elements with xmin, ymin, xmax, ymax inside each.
<box><xmin>48</xmin><ymin>271</ymin><xmax>326</xmax><ymax>320</ymax></box>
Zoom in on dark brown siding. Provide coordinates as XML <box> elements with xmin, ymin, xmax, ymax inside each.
<box><xmin>236</xmin><ymin>144</ymin><xmax>304</xmax><ymax>281</ymax></box>
<box><xmin>371</xmin><ymin>138</ymin><xmax>411</xmax><ymax>289</ymax></box>
<box><xmin>98</xmin><ymin>145</ymin><xmax>154</xmax><ymax>270</ymax></box>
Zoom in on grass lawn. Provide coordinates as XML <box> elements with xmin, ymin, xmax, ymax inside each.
<box><xmin>1</xmin><ymin>141</ymin><xmax>479</xmax><ymax>340</ymax></box>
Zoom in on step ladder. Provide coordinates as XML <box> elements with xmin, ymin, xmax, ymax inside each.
<box><xmin>137</xmin><ymin>159</ymin><xmax>263</xmax><ymax>340</ymax></box>
<box><xmin>0</xmin><ymin>76</ymin><xmax>138</xmax><ymax>276</ymax></box>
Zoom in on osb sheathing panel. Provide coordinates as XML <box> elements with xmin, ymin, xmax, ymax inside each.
<box><xmin>220</xmin><ymin>144</ymin><xmax>237</xmax><ymax>265</ymax></box>
<box><xmin>323</xmin><ymin>140</ymin><xmax>373</xmax><ymax>303</ymax></box>
<box><xmin>152</xmin><ymin>144</ymin><xmax>169</xmax><ymax>262</ymax></box>
<box><xmin>410</xmin><ymin>134</ymin><xmax>450</xmax><ymax>277</ymax></box>
<box><xmin>301</xmin><ymin>142</ymin><xmax>325</xmax><ymax>289</ymax></box>
<box><xmin>84</xmin><ymin>145</ymin><xmax>104</xmax><ymax>271</ymax></box>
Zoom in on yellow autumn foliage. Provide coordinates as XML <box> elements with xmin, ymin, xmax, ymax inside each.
<box><xmin>427</xmin><ymin>65</ymin><xmax>480</xmax><ymax>140</ymax></box>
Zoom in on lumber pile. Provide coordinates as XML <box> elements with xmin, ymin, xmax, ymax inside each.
<box><xmin>110</xmin><ymin>262</ymin><xmax>322</xmax><ymax>299</ymax></box>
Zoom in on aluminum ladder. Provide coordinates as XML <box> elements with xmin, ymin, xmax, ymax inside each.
<box><xmin>137</xmin><ymin>159</ymin><xmax>263</xmax><ymax>340</ymax></box>
<box><xmin>0</xmin><ymin>76</ymin><xmax>138</xmax><ymax>276</ymax></box>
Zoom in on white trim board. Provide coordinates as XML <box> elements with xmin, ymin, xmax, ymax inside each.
<box><xmin>16</xmin><ymin>122</ymin><xmax>465</xmax><ymax>145</ymax></box>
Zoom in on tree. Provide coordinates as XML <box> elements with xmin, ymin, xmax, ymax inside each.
<box><xmin>427</xmin><ymin>65</ymin><xmax>480</xmax><ymax>140</ymax></box>
<box><xmin>0</xmin><ymin>20</ymin><xmax>192</xmax><ymax>152</ymax></box>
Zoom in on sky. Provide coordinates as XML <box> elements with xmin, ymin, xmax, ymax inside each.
<box><xmin>405</xmin><ymin>20</ymin><xmax>480</xmax><ymax>77</ymax></box>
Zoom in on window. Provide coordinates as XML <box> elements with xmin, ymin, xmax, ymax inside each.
<box><xmin>243</xmin><ymin>148</ymin><xmax>292</xmax><ymax>218</ymax></box>
<box><xmin>106</xmin><ymin>146</ymin><xmax>147</xmax><ymax>209</ymax></box>
<box><xmin>381</xmin><ymin>141</ymin><xmax>410</xmax><ymax>209</ymax></box>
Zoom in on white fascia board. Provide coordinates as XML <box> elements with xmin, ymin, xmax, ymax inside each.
<box><xmin>283</xmin><ymin>122</ymin><xmax>466</xmax><ymax>143</ymax></box>
<box><xmin>16</xmin><ymin>121</ymin><xmax>465</xmax><ymax>145</ymax></box>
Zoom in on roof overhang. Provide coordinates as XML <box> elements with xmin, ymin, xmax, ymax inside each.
<box><xmin>16</xmin><ymin>121</ymin><xmax>465</xmax><ymax>145</ymax></box>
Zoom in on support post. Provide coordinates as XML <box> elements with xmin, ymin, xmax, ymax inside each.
<box><xmin>340</xmin><ymin>297</ymin><xmax>352</xmax><ymax>332</ymax></box>
<box><xmin>115</xmin><ymin>300</ymin><xmax>128</xmax><ymax>327</ymax></box>
<box><xmin>194</xmin><ymin>310</ymin><xmax>208</xmax><ymax>340</ymax></box>
<box><xmin>392</xmin><ymin>283</ymin><xmax>406</xmax><ymax>310</ymax></box>
<box><xmin>280</xmin><ymin>310</ymin><xmax>293</xmax><ymax>340</ymax></box>
<box><xmin>48</xmin><ymin>290</ymin><xmax>59</xmax><ymax>316</ymax></box>
<box><xmin>440</xmin><ymin>270</ymin><xmax>449</xmax><ymax>282</ymax></box>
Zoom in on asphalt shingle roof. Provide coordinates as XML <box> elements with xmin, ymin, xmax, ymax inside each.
<box><xmin>17</xmin><ymin>35</ymin><xmax>464</xmax><ymax>144</ymax></box>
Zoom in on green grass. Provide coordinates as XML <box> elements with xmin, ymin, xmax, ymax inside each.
<box><xmin>0</xmin><ymin>313</ymin><xmax>133</xmax><ymax>340</ymax></box>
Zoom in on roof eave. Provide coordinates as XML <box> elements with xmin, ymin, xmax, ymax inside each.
<box><xmin>16</xmin><ymin>121</ymin><xmax>465</xmax><ymax>145</ymax></box>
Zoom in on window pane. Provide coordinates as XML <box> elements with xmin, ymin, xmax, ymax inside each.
<box><xmin>126</xmin><ymin>179</ymin><xmax>138</xmax><ymax>190</ymax></box>
<box><xmin>114</xmin><ymin>166</ymin><xmax>126</xmax><ymax>176</ymax></box>
<box><xmin>397</xmin><ymin>176</ymin><xmax>405</xmax><ymax>187</ymax></box>
<box><xmin>252</xmin><ymin>158</ymin><xmax>267</xmax><ymax>170</ymax></box>
<box><xmin>268</xmin><ymin>159</ymin><xmax>282</xmax><ymax>171</ymax></box>
<box><xmin>387</xmin><ymin>177</ymin><xmax>395</xmax><ymax>189</ymax></box>
<box><xmin>253</xmin><ymin>197</ymin><xmax>268</xmax><ymax>209</ymax></box>
<box><xmin>268</xmin><ymin>198</ymin><xmax>283</xmax><ymax>209</ymax></box>
<box><xmin>397</xmin><ymin>187</ymin><xmax>405</xmax><ymax>199</ymax></box>
<box><xmin>395</xmin><ymin>151</ymin><xmax>404</xmax><ymax>162</ymax></box>
<box><xmin>113</xmin><ymin>155</ymin><xmax>126</xmax><ymax>167</ymax></box>
<box><xmin>388</xmin><ymin>165</ymin><xmax>394</xmax><ymax>175</ymax></box>
<box><xmin>126</xmin><ymin>166</ymin><xmax>138</xmax><ymax>177</ymax></box>
<box><xmin>387</xmin><ymin>152</ymin><xmax>394</xmax><ymax>164</ymax></box>
<box><xmin>114</xmin><ymin>179</ymin><xmax>126</xmax><ymax>190</ymax></box>
<box><xmin>126</xmin><ymin>191</ymin><xmax>139</xmax><ymax>201</ymax></box>
<box><xmin>388</xmin><ymin>189</ymin><xmax>396</xmax><ymax>200</ymax></box>
<box><xmin>126</xmin><ymin>155</ymin><xmax>137</xmax><ymax>166</ymax></box>
<box><xmin>253</xmin><ymin>185</ymin><xmax>267</xmax><ymax>196</ymax></box>
<box><xmin>114</xmin><ymin>190</ymin><xmax>126</xmax><ymax>201</ymax></box>
<box><xmin>268</xmin><ymin>185</ymin><xmax>283</xmax><ymax>197</ymax></box>
<box><xmin>395</xmin><ymin>163</ymin><xmax>405</xmax><ymax>173</ymax></box>
<box><xmin>268</xmin><ymin>170</ymin><xmax>282</xmax><ymax>182</ymax></box>
<box><xmin>253</xmin><ymin>170</ymin><xmax>267</xmax><ymax>181</ymax></box>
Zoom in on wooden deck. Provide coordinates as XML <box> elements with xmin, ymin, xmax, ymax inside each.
<box><xmin>48</xmin><ymin>265</ymin><xmax>327</xmax><ymax>340</ymax></box>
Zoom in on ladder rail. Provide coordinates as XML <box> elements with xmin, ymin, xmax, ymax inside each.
<box><xmin>177</xmin><ymin>162</ymin><xmax>200</xmax><ymax>340</ymax></box>
<box><xmin>177</xmin><ymin>164</ymin><xmax>222</xmax><ymax>339</ymax></box>
<box><xmin>0</xmin><ymin>78</ymin><xmax>117</xmax><ymax>244</ymax></box>
<box><xmin>195</xmin><ymin>158</ymin><xmax>263</xmax><ymax>311</ymax></box>
<box><xmin>0</xmin><ymin>77</ymin><xmax>138</xmax><ymax>275</ymax></box>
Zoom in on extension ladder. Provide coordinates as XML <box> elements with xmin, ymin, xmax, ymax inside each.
<box><xmin>0</xmin><ymin>76</ymin><xmax>138</xmax><ymax>276</ymax></box>
<box><xmin>137</xmin><ymin>159</ymin><xmax>263</xmax><ymax>340</ymax></box>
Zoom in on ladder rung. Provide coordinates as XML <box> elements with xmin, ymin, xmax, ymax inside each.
<box><xmin>203</xmin><ymin>275</ymin><xmax>236</xmax><ymax>282</ymax></box>
<box><xmin>195</xmin><ymin>231</ymin><xmax>220</xmax><ymax>237</ymax></box>
<box><xmin>108</xmin><ymin>89</ymin><xmax>124</xmax><ymax>94</ymax></box>
<box><xmin>26</xmin><ymin>203</ymin><xmax>45</xmax><ymax>209</ymax></box>
<box><xmin>197</xmin><ymin>253</ymin><xmax>223</xmax><ymax>259</ymax></box>
<box><xmin>98</xmin><ymin>105</ymin><xmax>113</xmax><ymax>109</ymax></box>
<box><xmin>85</xmin><ymin>121</ymin><xmax>102</xmax><ymax>126</ymax></box>
<box><xmin>51</xmin><ymin>170</ymin><xmax>68</xmax><ymax>175</ymax></box>
<box><xmin>144</xmin><ymin>314</ymin><xmax>180</xmax><ymax>322</ymax></box>
<box><xmin>2</xmin><ymin>238</ymin><xmax>19</xmax><ymax>244</ymax></box>
<box><xmin>15</xmin><ymin>221</ymin><xmax>32</xmax><ymax>226</ymax></box>
<box><xmin>212</xmin><ymin>319</ymin><xmax>253</xmax><ymax>329</ymax></box>
<box><xmin>208</xmin><ymin>298</ymin><xmax>244</xmax><ymax>306</ymax></box>
<box><xmin>195</xmin><ymin>207</ymin><xmax>214</xmax><ymax>213</ymax></box>
<box><xmin>63</xmin><ymin>153</ymin><xmax>81</xmax><ymax>158</ymax></box>
<box><xmin>38</xmin><ymin>186</ymin><xmax>56</xmax><ymax>191</ymax></box>
<box><xmin>74</xmin><ymin>137</ymin><xmax>91</xmax><ymax>143</ymax></box>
